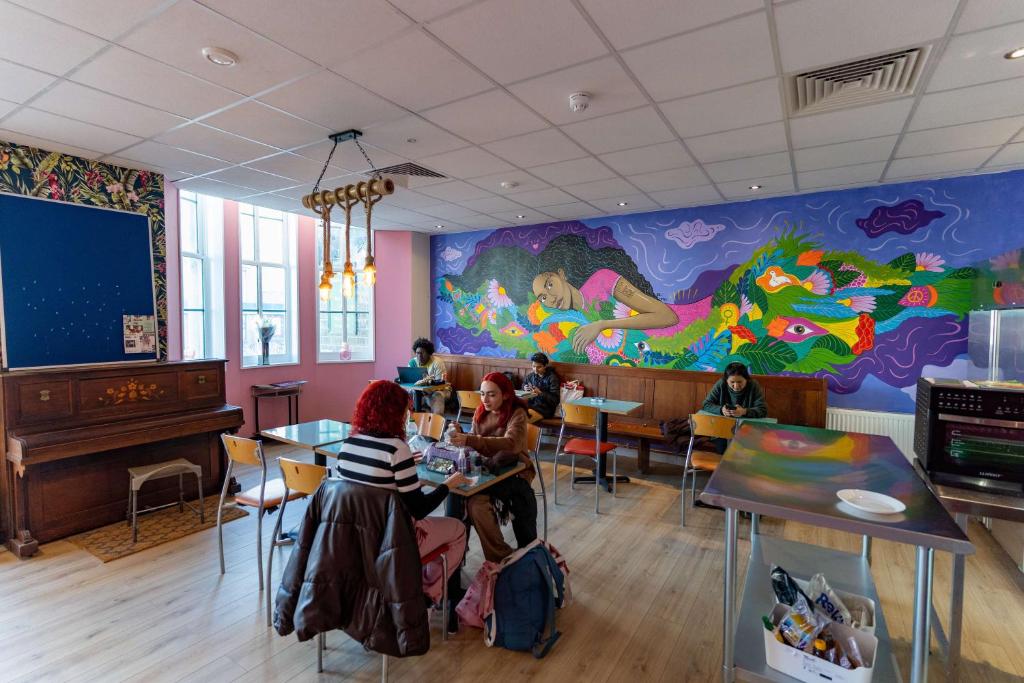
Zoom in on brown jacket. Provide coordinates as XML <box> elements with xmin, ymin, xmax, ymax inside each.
<box><xmin>466</xmin><ymin>406</ymin><xmax>534</xmax><ymax>481</ymax></box>
<box><xmin>273</xmin><ymin>479</ymin><xmax>430</xmax><ymax>657</ymax></box>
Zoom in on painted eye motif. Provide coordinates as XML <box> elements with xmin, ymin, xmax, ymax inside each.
<box><xmin>767</xmin><ymin>316</ymin><xmax>828</xmax><ymax>342</ymax></box>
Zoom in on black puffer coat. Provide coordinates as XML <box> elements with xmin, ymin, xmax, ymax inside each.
<box><xmin>273</xmin><ymin>479</ymin><xmax>430</xmax><ymax>657</ymax></box>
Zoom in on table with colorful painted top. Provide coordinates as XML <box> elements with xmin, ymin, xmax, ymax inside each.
<box><xmin>700</xmin><ymin>422</ymin><xmax>975</xmax><ymax>683</ymax></box>
<box><xmin>565</xmin><ymin>396</ymin><xmax>644</xmax><ymax>512</ymax></box>
<box><xmin>261</xmin><ymin>419</ymin><xmax>351</xmax><ymax>467</ymax></box>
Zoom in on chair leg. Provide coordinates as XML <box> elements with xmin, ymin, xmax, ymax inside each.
<box><xmin>267</xmin><ymin>506</ymin><xmax>286</xmax><ymax>627</ymax></box>
<box><xmin>317</xmin><ymin>632</ymin><xmax>325</xmax><ymax>673</ymax></box>
<box><xmin>570</xmin><ymin>454</ymin><xmax>577</xmax><ymax>491</ymax></box>
<box><xmin>534</xmin><ymin>455</ymin><xmax>548</xmax><ymax>540</ymax></box>
<box><xmin>196</xmin><ymin>471</ymin><xmax>205</xmax><ymax>523</ymax></box>
<box><xmin>594</xmin><ymin>456</ymin><xmax>600</xmax><ymax>515</ymax></box>
<box><xmin>126</xmin><ymin>476</ymin><xmax>132</xmax><ymax>527</ymax></box>
<box><xmin>440</xmin><ymin>553</ymin><xmax>449</xmax><ymax>642</ymax></box>
<box><xmin>750</xmin><ymin>513</ymin><xmax>760</xmax><ymax>537</ymax></box>
<box><xmin>381</xmin><ymin>653</ymin><xmax>388</xmax><ymax>683</ymax></box>
<box><xmin>256</xmin><ymin>503</ymin><xmax>265</xmax><ymax>592</ymax></box>
<box><xmin>681</xmin><ymin>436</ymin><xmax>696</xmax><ymax>527</ymax></box>
<box><xmin>552</xmin><ymin>449</ymin><xmax>559</xmax><ymax>505</ymax></box>
<box><xmin>217</xmin><ymin>462</ymin><xmax>233</xmax><ymax>575</ymax></box>
<box><xmin>131</xmin><ymin>486</ymin><xmax>139</xmax><ymax>544</ymax></box>
<box><xmin>611</xmin><ymin>451</ymin><xmax>617</xmax><ymax>497</ymax></box>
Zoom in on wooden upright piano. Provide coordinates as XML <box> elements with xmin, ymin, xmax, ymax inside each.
<box><xmin>0</xmin><ymin>360</ymin><xmax>243</xmax><ymax>557</ymax></box>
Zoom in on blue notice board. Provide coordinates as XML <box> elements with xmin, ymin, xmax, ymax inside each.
<box><xmin>0</xmin><ymin>193</ymin><xmax>157</xmax><ymax>369</ymax></box>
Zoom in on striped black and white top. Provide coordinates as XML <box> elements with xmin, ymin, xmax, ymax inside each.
<box><xmin>335</xmin><ymin>433</ymin><xmax>447</xmax><ymax>519</ymax></box>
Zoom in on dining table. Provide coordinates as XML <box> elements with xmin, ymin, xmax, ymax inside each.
<box><xmin>565</xmin><ymin>396</ymin><xmax>644</xmax><ymax>511</ymax></box>
<box><xmin>260</xmin><ymin>419</ymin><xmax>351</xmax><ymax>467</ymax></box>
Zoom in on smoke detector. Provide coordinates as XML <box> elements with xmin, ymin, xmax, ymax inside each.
<box><xmin>202</xmin><ymin>47</ymin><xmax>238</xmax><ymax>67</ymax></box>
<box><xmin>568</xmin><ymin>92</ymin><xmax>590</xmax><ymax>113</ymax></box>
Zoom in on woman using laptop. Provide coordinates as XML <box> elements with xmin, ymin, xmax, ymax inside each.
<box><xmin>408</xmin><ymin>337</ymin><xmax>450</xmax><ymax>414</ymax></box>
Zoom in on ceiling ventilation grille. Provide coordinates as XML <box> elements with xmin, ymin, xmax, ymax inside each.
<box><xmin>372</xmin><ymin>162</ymin><xmax>445</xmax><ymax>178</ymax></box>
<box><xmin>787</xmin><ymin>46</ymin><xmax>930</xmax><ymax>116</ymax></box>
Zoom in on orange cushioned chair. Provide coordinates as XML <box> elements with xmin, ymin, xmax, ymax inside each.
<box><xmin>680</xmin><ymin>413</ymin><xmax>737</xmax><ymax>526</ymax></box>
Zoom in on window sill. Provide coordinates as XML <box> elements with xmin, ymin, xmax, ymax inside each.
<box><xmin>240</xmin><ymin>361</ymin><xmax>301</xmax><ymax>370</ymax></box>
<box><xmin>317</xmin><ymin>358</ymin><xmax>376</xmax><ymax>365</ymax></box>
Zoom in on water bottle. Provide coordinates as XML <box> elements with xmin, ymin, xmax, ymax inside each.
<box><xmin>458</xmin><ymin>447</ymin><xmax>469</xmax><ymax>474</ymax></box>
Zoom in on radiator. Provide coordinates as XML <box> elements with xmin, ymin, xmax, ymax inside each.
<box><xmin>826</xmin><ymin>408</ymin><xmax>916</xmax><ymax>462</ymax></box>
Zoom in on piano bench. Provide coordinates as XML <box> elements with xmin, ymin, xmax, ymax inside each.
<box><xmin>127</xmin><ymin>458</ymin><xmax>205</xmax><ymax>544</ymax></box>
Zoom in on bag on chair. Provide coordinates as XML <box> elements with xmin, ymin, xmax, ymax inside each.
<box><xmin>559</xmin><ymin>380</ymin><xmax>584</xmax><ymax>405</ymax></box>
<box><xmin>456</xmin><ymin>540</ymin><xmax>570</xmax><ymax>658</ymax></box>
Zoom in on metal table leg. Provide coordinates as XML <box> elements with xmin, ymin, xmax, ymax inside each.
<box><xmin>861</xmin><ymin>535</ymin><xmax>872</xmax><ymax>565</ymax></box>
<box><xmin>948</xmin><ymin>512</ymin><xmax>967</xmax><ymax>683</ymax></box>
<box><xmin>572</xmin><ymin>410</ymin><xmax>629</xmax><ymax>498</ymax></box>
<box><xmin>910</xmin><ymin>545</ymin><xmax>933</xmax><ymax>683</ymax></box>
<box><xmin>722</xmin><ymin>507</ymin><xmax>738</xmax><ymax>683</ymax></box>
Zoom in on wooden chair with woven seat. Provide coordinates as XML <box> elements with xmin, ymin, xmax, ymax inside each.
<box><xmin>411</xmin><ymin>411</ymin><xmax>446</xmax><ymax>441</ymax></box>
<box><xmin>455</xmin><ymin>390</ymin><xmax>481</xmax><ymax>430</ymax></box>
<box><xmin>680</xmin><ymin>413</ymin><xmax>738</xmax><ymax>526</ymax></box>
<box><xmin>265</xmin><ymin>457</ymin><xmax>327</xmax><ymax>627</ymax></box>
<box><xmin>553</xmin><ymin>402</ymin><xmax>618</xmax><ymax>514</ymax></box>
<box><xmin>217</xmin><ymin>434</ymin><xmax>308</xmax><ymax>591</ymax></box>
<box><xmin>525</xmin><ymin>423</ymin><xmax>548</xmax><ymax>540</ymax></box>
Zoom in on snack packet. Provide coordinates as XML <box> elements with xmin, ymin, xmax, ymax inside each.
<box><xmin>807</xmin><ymin>573</ymin><xmax>853</xmax><ymax>626</ymax></box>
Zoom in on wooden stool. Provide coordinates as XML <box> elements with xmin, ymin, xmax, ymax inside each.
<box><xmin>127</xmin><ymin>458</ymin><xmax>204</xmax><ymax>543</ymax></box>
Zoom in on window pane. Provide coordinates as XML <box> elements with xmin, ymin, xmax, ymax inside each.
<box><xmin>261</xmin><ymin>265</ymin><xmax>286</xmax><ymax>311</ymax></box>
<box><xmin>182</xmin><ymin>256</ymin><xmax>204</xmax><ymax>310</ymax></box>
<box><xmin>241</xmin><ymin>264</ymin><xmax>258</xmax><ymax>310</ymax></box>
<box><xmin>258</xmin><ymin>217</ymin><xmax>284</xmax><ymax>264</ymax></box>
<box><xmin>183</xmin><ymin>310</ymin><xmax>205</xmax><ymax>360</ymax></box>
<box><xmin>265</xmin><ymin>313</ymin><xmax>287</xmax><ymax>355</ymax></box>
<box><xmin>240</xmin><ymin>211</ymin><xmax>255</xmax><ymax>261</ymax></box>
<box><xmin>242</xmin><ymin>312</ymin><xmax>261</xmax><ymax>357</ymax></box>
<box><xmin>180</xmin><ymin>199</ymin><xmax>199</xmax><ymax>254</ymax></box>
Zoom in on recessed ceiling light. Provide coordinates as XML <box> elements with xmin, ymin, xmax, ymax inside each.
<box><xmin>617</xmin><ymin>201</ymin><xmax>628</xmax><ymax>207</ymax></box>
<box><xmin>516</xmin><ymin>214</ymin><xmax>526</xmax><ymax>219</ymax></box>
<box><xmin>201</xmin><ymin>47</ymin><xmax>238</xmax><ymax>67</ymax></box>
<box><xmin>1005</xmin><ymin>46</ymin><xmax>1024</xmax><ymax>60</ymax></box>
<box><xmin>500</xmin><ymin>181</ymin><xmax>519</xmax><ymax>190</ymax></box>
<box><xmin>406</xmin><ymin>137</ymin><xmax>417</xmax><ymax>143</ymax></box>
<box><xmin>748</xmin><ymin>184</ymin><xmax>762</xmax><ymax>190</ymax></box>
<box><xmin>434</xmin><ymin>224</ymin><xmax>445</xmax><ymax>229</ymax></box>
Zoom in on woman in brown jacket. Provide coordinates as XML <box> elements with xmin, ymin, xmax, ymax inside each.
<box><xmin>447</xmin><ymin>371</ymin><xmax>538</xmax><ymax>562</ymax></box>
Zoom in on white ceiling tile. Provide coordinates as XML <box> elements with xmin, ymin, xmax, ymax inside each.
<box><xmin>588</xmin><ymin>194</ymin><xmax>660</xmax><ymax>213</ymax></box>
<box><xmin>3</xmin><ymin>108</ymin><xmax>141</xmax><ymax>155</ymax></box>
<box><xmin>928</xmin><ymin>22</ymin><xmax>1024</xmax><ymax>92</ymax></box>
<box><xmin>70</xmin><ymin>46</ymin><xmax>241</xmax><ymax>118</ymax></box>
<box><xmin>0</xmin><ymin>100</ymin><xmax>16</xmax><ymax>119</ymax></box>
<box><xmin>388</xmin><ymin>0</ymin><xmax>476</xmax><ymax>22</ymax></box>
<box><xmin>202</xmin><ymin>102</ymin><xmax>329</xmax><ymax>150</ymax></box>
<box><xmin>886</xmin><ymin>147</ymin><xmax>999</xmax><ymax>179</ymax></box>
<box><xmin>270</xmin><ymin>184</ymin><xmax>315</xmax><ymax>201</ymax></box>
<box><xmin>775</xmin><ymin>0</ymin><xmax>958</xmax><ymax>72</ymax></box>
<box><xmin>705</xmin><ymin>151</ymin><xmax>792</xmax><ymax>183</ymax></box>
<box><xmin>0</xmin><ymin>128</ymin><xmax>102</xmax><ymax>160</ymax></box>
<box><xmin>798</xmin><ymin>162</ymin><xmax>886</xmax><ymax>190</ymax></box>
<box><xmin>417</xmin><ymin>180</ymin><xmax>495</xmax><ymax>202</ymax></box>
<box><xmin>623</xmin><ymin>13</ymin><xmax>775</xmax><ymax>102</ymax></box>
<box><xmin>418</xmin><ymin>146</ymin><xmax>515</xmax><ymax>178</ymax></box>
<box><xmin>0</xmin><ymin>61</ymin><xmax>57</xmax><ymax>103</ymax></box>
<box><xmin>986</xmin><ymin>142</ymin><xmax>1024</xmax><ymax>167</ymax></box>
<box><xmin>503</xmin><ymin>187</ymin><xmax>577</xmax><ymax>207</ymax></box>
<box><xmin>451</xmin><ymin>213</ymin><xmax>502</xmax><ymax>229</ymax></box>
<box><xmin>897</xmin><ymin>118</ymin><xmax>1024</xmax><ymax>157</ymax></box>
<box><xmin>628</xmin><ymin>166</ymin><xmax>710</xmax><ymax>192</ymax></box>
<box><xmin>580</xmin><ymin>0</ymin><xmax>764</xmax><ymax>50</ymax></box>
<box><xmin>686</xmin><ymin>121</ymin><xmax>787</xmax><ymax>163</ymax></box>
<box><xmin>489</xmin><ymin>209</ymin><xmax>551</xmax><ymax>223</ymax></box>
<box><xmin>422</xmin><ymin>90</ymin><xmax>548</xmax><ymax>144</ymax></box>
<box><xmin>528</xmin><ymin>156</ymin><xmax>615</xmax><ymax>185</ymax></box>
<box><xmin>259</xmin><ymin>70</ymin><xmax>406</xmax><ymax>132</ymax></box>
<box><xmin>120</xmin><ymin>1</ymin><xmax>319</xmax><ymax>95</ymax></box>
<box><xmin>599</xmin><ymin>141</ymin><xmax>694</xmax><ymax>175</ymax></box>
<box><xmin>790</xmin><ymin>99</ymin><xmax>914</xmax><ymax>148</ymax></box>
<box><xmin>718</xmin><ymin>173</ymin><xmax>795</xmax><ymax>199</ymax></box>
<box><xmin>31</xmin><ymin>81</ymin><xmax>187</xmax><ymax>138</ymax></box>
<box><xmin>419</xmin><ymin>203</ymin><xmax>480</xmax><ymax>219</ymax></box>
<box><xmin>0</xmin><ymin>3</ymin><xmax>106</xmax><ymax>74</ymax></box>
<box><xmin>295</xmin><ymin>139</ymin><xmax>406</xmax><ymax>175</ymax></box>
<box><xmin>156</xmin><ymin>123</ymin><xmax>277</xmax><ymax>164</ymax></box>
<box><xmin>541</xmin><ymin>201</ymin><xmax>601</xmax><ymax>219</ymax></box>
<box><xmin>362</xmin><ymin>117</ymin><xmax>468</xmax><ymax>159</ymax></box>
<box><xmin>956</xmin><ymin>0</ymin><xmax>1024</xmax><ymax>33</ymax></box>
<box><xmin>660</xmin><ymin>78</ymin><xmax>783</xmax><ymax>138</ymax></box>
<box><xmin>119</xmin><ymin>141</ymin><xmax>230</xmax><ymax>175</ymax></box>
<box><xmin>10</xmin><ymin>0</ymin><xmax>169</xmax><ymax>41</ymax></box>
<box><xmin>464</xmin><ymin>169</ymin><xmax>550</xmax><ymax>195</ymax></box>
<box><xmin>204</xmin><ymin>166</ymin><xmax>294</xmax><ymax>192</ymax></box>
<box><xmin>562</xmin><ymin>177</ymin><xmax>637</xmax><ymax>201</ymax></box>
<box><xmin>560</xmin><ymin>106</ymin><xmax>676</xmax><ymax>154</ymax></box>
<box><xmin>384</xmin><ymin>189</ymin><xmax>446</xmax><ymax>210</ymax></box>
<box><xmin>794</xmin><ymin>136</ymin><xmax>898</xmax><ymax>172</ymax></box>
<box><xmin>103</xmin><ymin>156</ymin><xmax>192</xmax><ymax>181</ymax></box>
<box><xmin>483</xmin><ymin>128</ymin><xmax>587</xmax><ymax>168</ymax></box>
<box><xmin>428</xmin><ymin>0</ymin><xmax>607</xmax><ymax>83</ymax></box>
<box><xmin>174</xmin><ymin>175</ymin><xmax>252</xmax><ymax>201</ymax></box>
<box><xmin>243</xmin><ymin>153</ymin><xmax>328</xmax><ymax>183</ymax></box>
<box><xmin>242</xmin><ymin>192</ymin><xmax>302</xmax><ymax>213</ymax></box>
<box><xmin>197</xmin><ymin>0</ymin><xmax>412</xmax><ymax>67</ymax></box>
<box><xmin>460</xmin><ymin>195</ymin><xmax>527</xmax><ymax>213</ymax></box>
<box><xmin>335</xmin><ymin>30</ymin><xmax>491</xmax><ymax>111</ymax></box>
<box><xmin>372</xmin><ymin>206</ymin><xmax>433</xmax><ymax>226</ymax></box>
<box><xmin>507</xmin><ymin>56</ymin><xmax>648</xmax><ymax>125</ymax></box>
<box><xmin>648</xmin><ymin>184</ymin><xmax>721</xmax><ymax>207</ymax></box>
<box><xmin>911</xmin><ymin>78</ymin><xmax>1024</xmax><ymax>129</ymax></box>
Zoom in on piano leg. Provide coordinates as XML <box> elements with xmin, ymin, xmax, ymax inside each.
<box><xmin>6</xmin><ymin>463</ymin><xmax>38</xmax><ymax>558</ymax></box>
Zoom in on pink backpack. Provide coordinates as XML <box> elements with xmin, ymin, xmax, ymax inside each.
<box><xmin>456</xmin><ymin>539</ymin><xmax>571</xmax><ymax>633</ymax></box>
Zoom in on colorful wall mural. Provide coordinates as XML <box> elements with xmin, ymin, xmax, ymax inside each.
<box><xmin>431</xmin><ymin>169</ymin><xmax>1024</xmax><ymax>412</ymax></box>
<box><xmin>0</xmin><ymin>140</ymin><xmax>167</xmax><ymax>357</ymax></box>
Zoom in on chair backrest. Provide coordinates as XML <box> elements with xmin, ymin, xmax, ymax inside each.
<box><xmin>412</xmin><ymin>412</ymin><xmax>446</xmax><ymax>440</ymax></box>
<box><xmin>525</xmin><ymin>423</ymin><xmax>542</xmax><ymax>455</ymax></box>
<box><xmin>561</xmin><ymin>402</ymin><xmax>598</xmax><ymax>428</ymax></box>
<box><xmin>457</xmin><ymin>390</ymin><xmax>482</xmax><ymax>413</ymax></box>
<box><xmin>221</xmin><ymin>434</ymin><xmax>264</xmax><ymax>467</ymax></box>
<box><xmin>689</xmin><ymin>413</ymin><xmax>738</xmax><ymax>440</ymax></box>
<box><xmin>278</xmin><ymin>457</ymin><xmax>327</xmax><ymax>496</ymax></box>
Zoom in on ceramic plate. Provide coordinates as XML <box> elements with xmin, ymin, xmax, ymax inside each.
<box><xmin>837</xmin><ymin>489</ymin><xmax>906</xmax><ymax>514</ymax></box>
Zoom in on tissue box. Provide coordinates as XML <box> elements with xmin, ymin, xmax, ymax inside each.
<box><xmin>764</xmin><ymin>604</ymin><xmax>876</xmax><ymax>683</ymax></box>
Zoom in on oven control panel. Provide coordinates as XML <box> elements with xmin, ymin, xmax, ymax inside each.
<box><xmin>935</xmin><ymin>387</ymin><xmax>1024</xmax><ymax>419</ymax></box>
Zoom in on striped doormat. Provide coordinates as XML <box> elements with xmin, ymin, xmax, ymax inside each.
<box><xmin>67</xmin><ymin>495</ymin><xmax>248</xmax><ymax>562</ymax></box>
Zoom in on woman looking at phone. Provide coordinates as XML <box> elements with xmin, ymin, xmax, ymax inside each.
<box><xmin>522</xmin><ymin>352</ymin><xmax>560</xmax><ymax>423</ymax></box>
<box><xmin>701</xmin><ymin>362</ymin><xmax>768</xmax><ymax>453</ymax></box>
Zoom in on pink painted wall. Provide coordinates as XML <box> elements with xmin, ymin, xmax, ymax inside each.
<box><xmin>166</xmin><ymin>193</ymin><xmax>427</xmax><ymax>436</ymax></box>
<box><xmin>164</xmin><ymin>181</ymin><xmax>181</xmax><ymax>361</ymax></box>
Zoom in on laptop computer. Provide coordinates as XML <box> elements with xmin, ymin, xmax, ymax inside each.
<box><xmin>397</xmin><ymin>366</ymin><xmax>428</xmax><ymax>384</ymax></box>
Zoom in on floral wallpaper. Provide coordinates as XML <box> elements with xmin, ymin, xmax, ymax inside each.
<box><xmin>0</xmin><ymin>140</ymin><xmax>166</xmax><ymax>357</ymax></box>
<box><xmin>432</xmin><ymin>169</ymin><xmax>1024</xmax><ymax>412</ymax></box>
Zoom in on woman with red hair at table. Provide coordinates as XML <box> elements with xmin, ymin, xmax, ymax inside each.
<box><xmin>447</xmin><ymin>372</ymin><xmax>538</xmax><ymax>562</ymax></box>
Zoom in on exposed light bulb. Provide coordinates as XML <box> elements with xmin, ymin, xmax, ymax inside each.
<box><xmin>748</xmin><ymin>184</ymin><xmax>762</xmax><ymax>190</ymax></box>
<box><xmin>617</xmin><ymin>201</ymin><xmax>628</xmax><ymax>206</ymax></box>
<box><xmin>318</xmin><ymin>272</ymin><xmax>332</xmax><ymax>302</ymax></box>
<box><xmin>363</xmin><ymin>258</ymin><xmax>377</xmax><ymax>286</ymax></box>
<box><xmin>341</xmin><ymin>261</ymin><xmax>355</xmax><ymax>298</ymax></box>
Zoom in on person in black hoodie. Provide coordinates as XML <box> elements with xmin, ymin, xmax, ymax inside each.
<box><xmin>522</xmin><ymin>353</ymin><xmax>560</xmax><ymax>423</ymax></box>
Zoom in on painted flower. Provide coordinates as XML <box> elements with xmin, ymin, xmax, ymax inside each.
<box><xmin>586</xmin><ymin>345</ymin><xmax>608</xmax><ymax>364</ymax></box>
<box><xmin>990</xmin><ymin>249</ymin><xmax>1021</xmax><ymax>271</ymax></box>
<box><xmin>739</xmin><ymin>294</ymin><xmax>753</xmax><ymax>317</ymax></box>
<box><xmin>47</xmin><ymin>173</ymin><xmax>63</xmax><ymax>200</ymax></box>
<box><xmin>105</xmin><ymin>182</ymin><xmax>123</xmax><ymax>195</ymax></box>
<box><xmin>852</xmin><ymin>314</ymin><xmax>875</xmax><ymax>355</ymax></box>
<box><xmin>898</xmin><ymin>285</ymin><xmax>938</xmax><ymax>308</ymax></box>
<box><xmin>801</xmin><ymin>269</ymin><xmax>832</xmax><ymax>295</ymax></box>
<box><xmin>85</xmin><ymin>170</ymin><xmax>101</xmax><ymax>188</ymax></box>
<box><xmin>499</xmin><ymin>321</ymin><xmax>527</xmax><ymax>337</ymax></box>
<box><xmin>838</xmin><ymin>264</ymin><xmax>866</xmax><ymax>289</ymax></box>
<box><xmin>594</xmin><ymin>326</ymin><xmax>624</xmax><ymax>352</ymax></box>
<box><xmin>729</xmin><ymin>325</ymin><xmax>757</xmax><ymax>344</ymax></box>
<box><xmin>796</xmin><ymin>250</ymin><xmax>824</xmax><ymax>266</ymax></box>
<box><xmin>532</xmin><ymin>330</ymin><xmax>561</xmax><ymax>355</ymax></box>
<box><xmin>915</xmin><ymin>252</ymin><xmax>945</xmax><ymax>272</ymax></box>
<box><xmin>613</xmin><ymin>300</ymin><xmax>638</xmax><ymax>318</ymax></box>
<box><xmin>527</xmin><ymin>299</ymin><xmax>550</xmax><ymax>325</ymax></box>
<box><xmin>839</xmin><ymin>295</ymin><xmax>876</xmax><ymax>313</ymax></box>
<box><xmin>487</xmin><ymin>279</ymin><xmax>514</xmax><ymax>309</ymax></box>
<box><xmin>718</xmin><ymin>303</ymin><xmax>740</xmax><ymax>327</ymax></box>
<box><xmin>127</xmin><ymin>191</ymin><xmax>140</xmax><ymax>203</ymax></box>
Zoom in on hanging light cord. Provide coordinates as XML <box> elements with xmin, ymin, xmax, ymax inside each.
<box><xmin>354</xmin><ymin>138</ymin><xmax>380</xmax><ymax>179</ymax></box>
<box><xmin>311</xmin><ymin>139</ymin><xmax>339</xmax><ymax>196</ymax></box>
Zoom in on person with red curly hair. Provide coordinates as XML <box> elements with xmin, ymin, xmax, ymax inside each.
<box><xmin>335</xmin><ymin>380</ymin><xmax>467</xmax><ymax>633</ymax></box>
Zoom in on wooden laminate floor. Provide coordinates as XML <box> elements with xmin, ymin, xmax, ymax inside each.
<box><xmin>2</xmin><ymin>443</ymin><xmax>1023</xmax><ymax>683</ymax></box>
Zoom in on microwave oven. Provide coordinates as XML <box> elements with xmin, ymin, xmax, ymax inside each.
<box><xmin>914</xmin><ymin>378</ymin><xmax>1024</xmax><ymax>495</ymax></box>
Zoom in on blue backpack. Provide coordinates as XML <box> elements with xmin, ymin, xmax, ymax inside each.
<box><xmin>484</xmin><ymin>541</ymin><xmax>569</xmax><ymax>658</ymax></box>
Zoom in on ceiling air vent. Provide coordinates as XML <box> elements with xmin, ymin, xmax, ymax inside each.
<box><xmin>372</xmin><ymin>162</ymin><xmax>445</xmax><ymax>178</ymax></box>
<box><xmin>786</xmin><ymin>46</ymin><xmax>930</xmax><ymax>116</ymax></box>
